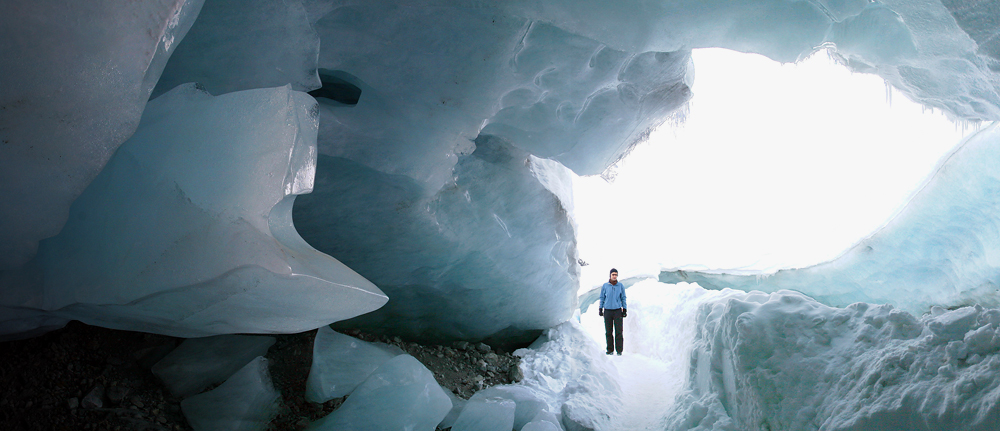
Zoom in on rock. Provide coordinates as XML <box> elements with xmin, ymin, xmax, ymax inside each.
<box><xmin>132</xmin><ymin>399</ymin><xmax>145</xmax><ymax>408</ymax></box>
<box><xmin>508</xmin><ymin>364</ymin><xmax>524</xmax><ymax>382</ymax></box>
<box><xmin>67</xmin><ymin>398</ymin><xmax>79</xmax><ymax>409</ymax></box>
<box><xmin>485</xmin><ymin>352</ymin><xmax>498</xmax><ymax>362</ymax></box>
<box><xmin>476</xmin><ymin>343</ymin><xmax>491</xmax><ymax>353</ymax></box>
<box><xmin>82</xmin><ymin>385</ymin><xmax>104</xmax><ymax>409</ymax></box>
<box><xmin>454</xmin><ymin>341</ymin><xmax>470</xmax><ymax>351</ymax></box>
<box><xmin>107</xmin><ymin>386</ymin><xmax>128</xmax><ymax>404</ymax></box>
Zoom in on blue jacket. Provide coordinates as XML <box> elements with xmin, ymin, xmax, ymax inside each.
<box><xmin>599</xmin><ymin>281</ymin><xmax>627</xmax><ymax>310</ymax></box>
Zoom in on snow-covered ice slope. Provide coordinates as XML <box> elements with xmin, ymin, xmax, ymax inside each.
<box><xmin>518</xmin><ymin>281</ymin><xmax>1000</xmax><ymax>430</ymax></box>
<box><xmin>662</xmin><ymin>123</ymin><xmax>1000</xmax><ymax>314</ymax></box>
<box><xmin>0</xmin><ymin>84</ymin><xmax>387</xmax><ymax>338</ymax></box>
<box><xmin>669</xmin><ymin>284</ymin><xmax>1000</xmax><ymax>431</ymax></box>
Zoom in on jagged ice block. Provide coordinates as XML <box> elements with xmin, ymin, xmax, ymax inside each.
<box><xmin>180</xmin><ymin>356</ymin><xmax>280</xmax><ymax>431</ymax></box>
<box><xmin>305</xmin><ymin>326</ymin><xmax>401</xmax><ymax>403</ymax></box>
<box><xmin>305</xmin><ymin>354</ymin><xmax>452</xmax><ymax>431</ymax></box>
<box><xmin>152</xmin><ymin>335</ymin><xmax>276</xmax><ymax>397</ymax></box>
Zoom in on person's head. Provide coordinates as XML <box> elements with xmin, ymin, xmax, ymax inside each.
<box><xmin>610</xmin><ymin>268</ymin><xmax>618</xmax><ymax>282</ymax></box>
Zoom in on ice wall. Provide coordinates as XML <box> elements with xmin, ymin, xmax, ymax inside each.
<box><xmin>293</xmin><ymin>136</ymin><xmax>579</xmax><ymax>345</ymax></box>
<box><xmin>668</xmin><ymin>287</ymin><xmax>1000</xmax><ymax>431</ymax></box>
<box><xmin>662</xmin><ymin>123</ymin><xmax>1000</xmax><ymax>314</ymax></box>
<box><xmin>0</xmin><ymin>84</ymin><xmax>387</xmax><ymax>338</ymax></box>
<box><xmin>0</xmin><ymin>0</ymin><xmax>203</xmax><ymax>269</ymax></box>
<box><xmin>4</xmin><ymin>0</ymin><xmax>1000</xmax><ymax>345</ymax></box>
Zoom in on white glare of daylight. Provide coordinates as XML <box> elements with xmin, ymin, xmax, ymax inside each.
<box><xmin>573</xmin><ymin>48</ymin><xmax>976</xmax><ymax>291</ymax></box>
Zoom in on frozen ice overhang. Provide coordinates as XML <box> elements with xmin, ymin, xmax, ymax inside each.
<box><xmin>2</xmin><ymin>0</ymin><xmax>1000</xmax><ymax>340</ymax></box>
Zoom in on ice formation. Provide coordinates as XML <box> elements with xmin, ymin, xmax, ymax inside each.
<box><xmin>306</xmin><ymin>354</ymin><xmax>452</xmax><ymax>431</ymax></box>
<box><xmin>152</xmin><ymin>335</ymin><xmax>276</xmax><ymax>397</ymax></box>
<box><xmin>4</xmin><ymin>0</ymin><xmax>1000</xmax><ymax>343</ymax></box>
<box><xmin>0</xmin><ymin>0</ymin><xmax>203</xmax><ymax>269</ymax></box>
<box><xmin>305</xmin><ymin>326</ymin><xmax>402</xmax><ymax>403</ymax></box>
<box><xmin>151</xmin><ymin>0</ymin><xmax>321</xmax><ymax>98</ymax></box>
<box><xmin>3</xmin><ymin>0</ymin><xmax>1000</xmax><ymax>429</ymax></box>
<box><xmin>661</xmin><ymin>123</ymin><xmax>1000</xmax><ymax>314</ymax></box>
<box><xmin>294</xmin><ymin>136</ymin><xmax>579</xmax><ymax>344</ymax></box>
<box><xmin>180</xmin><ymin>356</ymin><xmax>280</xmax><ymax>431</ymax></box>
<box><xmin>451</xmin><ymin>397</ymin><xmax>517</xmax><ymax>431</ymax></box>
<box><xmin>0</xmin><ymin>84</ymin><xmax>387</xmax><ymax>338</ymax></box>
<box><xmin>510</xmin><ymin>281</ymin><xmax>1000</xmax><ymax>430</ymax></box>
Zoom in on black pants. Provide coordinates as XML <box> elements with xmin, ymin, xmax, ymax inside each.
<box><xmin>604</xmin><ymin>308</ymin><xmax>624</xmax><ymax>354</ymax></box>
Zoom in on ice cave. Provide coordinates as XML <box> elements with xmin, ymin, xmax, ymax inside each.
<box><xmin>2</xmin><ymin>0</ymin><xmax>1000</xmax><ymax>430</ymax></box>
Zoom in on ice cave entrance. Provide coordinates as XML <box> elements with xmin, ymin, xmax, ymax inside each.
<box><xmin>570</xmin><ymin>47</ymin><xmax>977</xmax><ymax>429</ymax></box>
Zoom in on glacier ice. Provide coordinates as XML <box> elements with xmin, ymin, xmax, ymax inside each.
<box><xmin>309</xmin><ymin>1</ymin><xmax>693</xmax><ymax>187</ymax></box>
<box><xmin>180</xmin><ymin>356</ymin><xmax>280</xmax><ymax>431</ymax></box>
<box><xmin>305</xmin><ymin>354</ymin><xmax>452</xmax><ymax>431</ymax></box>
<box><xmin>450</xmin><ymin>397</ymin><xmax>517</xmax><ymax>431</ymax></box>
<box><xmin>522</xmin><ymin>420</ymin><xmax>562</xmax><ymax>431</ymax></box>
<box><xmin>152</xmin><ymin>335</ymin><xmax>275</xmax><ymax>397</ymax></box>
<box><xmin>305</xmin><ymin>326</ymin><xmax>402</xmax><ymax>403</ymax></box>
<box><xmin>439</xmin><ymin>390</ymin><xmax>468</xmax><ymax>430</ymax></box>
<box><xmin>294</xmin><ymin>135</ymin><xmax>578</xmax><ymax>345</ymax></box>
<box><xmin>0</xmin><ymin>0</ymin><xmax>202</xmax><ymax>269</ymax></box>
<box><xmin>4</xmin><ymin>0</ymin><xmax>1000</xmax><ymax>345</ymax></box>
<box><xmin>665</xmin><ymin>285</ymin><xmax>1000</xmax><ymax>431</ymax></box>
<box><xmin>466</xmin><ymin>385</ymin><xmax>551</xmax><ymax>430</ymax></box>
<box><xmin>152</xmin><ymin>0</ymin><xmax>320</xmax><ymax>98</ymax></box>
<box><xmin>515</xmin><ymin>281</ymin><xmax>1000</xmax><ymax>430</ymax></box>
<box><xmin>3</xmin><ymin>0</ymin><xmax>1000</xmax><ymax>428</ymax></box>
<box><xmin>0</xmin><ymin>84</ymin><xmax>387</xmax><ymax>338</ymax></box>
<box><xmin>661</xmin><ymin>123</ymin><xmax>1000</xmax><ymax>314</ymax></box>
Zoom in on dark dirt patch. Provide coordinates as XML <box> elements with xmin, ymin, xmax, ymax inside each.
<box><xmin>0</xmin><ymin>321</ymin><xmax>524</xmax><ymax>431</ymax></box>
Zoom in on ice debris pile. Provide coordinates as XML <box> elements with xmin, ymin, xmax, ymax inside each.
<box><xmin>662</xmin><ymin>123</ymin><xmax>1000</xmax><ymax>314</ymax></box>
<box><xmin>149</xmin><ymin>335</ymin><xmax>281</xmax><ymax>431</ymax></box>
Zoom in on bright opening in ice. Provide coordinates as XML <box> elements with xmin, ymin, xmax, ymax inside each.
<box><xmin>574</xmin><ymin>48</ymin><xmax>975</xmax><ymax>292</ymax></box>
<box><xmin>557</xmin><ymin>48</ymin><xmax>985</xmax><ymax>429</ymax></box>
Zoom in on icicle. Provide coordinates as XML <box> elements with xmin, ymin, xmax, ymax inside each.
<box><xmin>884</xmin><ymin>80</ymin><xmax>893</xmax><ymax>106</ymax></box>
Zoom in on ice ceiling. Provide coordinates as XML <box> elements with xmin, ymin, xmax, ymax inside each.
<box><xmin>2</xmin><ymin>0</ymin><xmax>1000</xmax><ymax>343</ymax></box>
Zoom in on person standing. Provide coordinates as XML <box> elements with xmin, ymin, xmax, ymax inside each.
<box><xmin>599</xmin><ymin>268</ymin><xmax>627</xmax><ymax>355</ymax></box>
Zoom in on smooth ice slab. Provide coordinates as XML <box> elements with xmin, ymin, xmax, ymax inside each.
<box><xmin>661</xmin><ymin>123</ymin><xmax>1000</xmax><ymax>314</ymax></box>
<box><xmin>152</xmin><ymin>0</ymin><xmax>320</xmax><ymax>98</ymax></box>
<box><xmin>305</xmin><ymin>326</ymin><xmax>401</xmax><ymax>403</ymax></box>
<box><xmin>0</xmin><ymin>0</ymin><xmax>202</xmax><ymax>269</ymax></box>
<box><xmin>152</xmin><ymin>335</ymin><xmax>275</xmax><ymax>397</ymax></box>
<box><xmin>180</xmin><ymin>356</ymin><xmax>280</xmax><ymax>431</ymax></box>
<box><xmin>0</xmin><ymin>84</ymin><xmax>387</xmax><ymax>338</ymax></box>
<box><xmin>306</xmin><ymin>354</ymin><xmax>452</xmax><ymax>431</ymax></box>
<box><xmin>450</xmin><ymin>397</ymin><xmax>516</xmax><ymax>431</ymax></box>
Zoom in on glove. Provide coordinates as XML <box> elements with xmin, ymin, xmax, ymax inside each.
<box><xmin>622</xmin><ymin>309</ymin><xmax>627</xmax><ymax>318</ymax></box>
<box><xmin>599</xmin><ymin>308</ymin><xmax>604</xmax><ymax>316</ymax></box>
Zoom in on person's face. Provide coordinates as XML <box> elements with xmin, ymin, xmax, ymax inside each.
<box><xmin>610</xmin><ymin>272</ymin><xmax>618</xmax><ymax>282</ymax></box>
